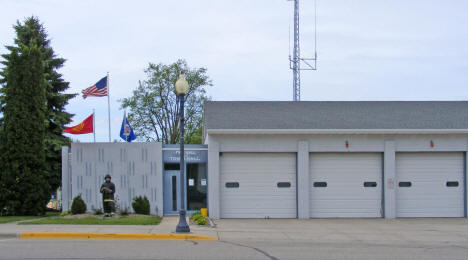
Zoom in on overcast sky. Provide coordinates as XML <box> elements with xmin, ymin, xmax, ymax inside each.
<box><xmin>1</xmin><ymin>0</ymin><xmax>467</xmax><ymax>142</ymax></box>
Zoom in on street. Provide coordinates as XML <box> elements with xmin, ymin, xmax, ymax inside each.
<box><xmin>2</xmin><ymin>218</ymin><xmax>468</xmax><ymax>260</ymax></box>
<box><xmin>1</xmin><ymin>237</ymin><xmax>468</xmax><ymax>260</ymax></box>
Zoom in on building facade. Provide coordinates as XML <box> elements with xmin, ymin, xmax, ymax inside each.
<box><xmin>63</xmin><ymin>101</ymin><xmax>468</xmax><ymax>219</ymax></box>
<box><xmin>204</xmin><ymin>101</ymin><xmax>468</xmax><ymax>219</ymax></box>
<box><xmin>61</xmin><ymin>143</ymin><xmax>207</xmax><ymax>216</ymax></box>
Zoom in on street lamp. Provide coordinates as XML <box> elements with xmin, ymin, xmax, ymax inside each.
<box><xmin>175</xmin><ymin>74</ymin><xmax>190</xmax><ymax>233</ymax></box>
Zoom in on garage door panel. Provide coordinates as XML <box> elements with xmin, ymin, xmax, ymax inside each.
<box><xmin>396</xmin><ymin>152</ymin><xmax>464</xmax><ymax>218</ymax></box>
<box><xmin>221</xmin><ymin>200</ymin><xmax>296</xmax><ymax>209</ymax></box>
<box><xmin>220</xmin><ymin>153</ymin><xmax>297</xmax><ymax>219</ymax></box>
<box><xmin>221</xmin><ymin>210</ymin><xmax>296</xmax><ymax>219</ymax></box>
<box><xmin>310</xmin><ymin>153</ymin><xmax>382</xmax><ymax>218</ymax></box>
<box><xmin>311</xmin><ymin>200</ymin><xmax>382</xmax><ymax>209</ymax></box>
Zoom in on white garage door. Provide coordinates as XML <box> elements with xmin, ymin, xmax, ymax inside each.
<box><xmin>396</xmin><ymin>152</ymin><xmax>465</xmax><ymax>217</ymax></box>
<box><xmin>220</xmin><ymin>153</ymin><xmax>297</xmax><ymax>218</ymax></box>
<box><xmin>310</xmin><ymin>153</ymin><xmax>383</xmax><ymax>218</ymax></box>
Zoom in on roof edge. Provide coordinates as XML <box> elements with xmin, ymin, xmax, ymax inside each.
<box><xmin>206</xmin><ymin>129</ymin><xmax>468</xmax><ymax>134</ymax></box>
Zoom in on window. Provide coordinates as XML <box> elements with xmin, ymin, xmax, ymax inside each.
<box><xmin>364</xmin><ymin>182</ymin><xmax>377</xmax><ymax>187</ymax></box>
<box><xmin>164</xmin><ymin>163</ymin><xmax>180</xmax><ymax>170</ymax></box>
<box><xmin>313</xmin><ymin>182</ymin><xmax>327</xmax><ymax>187</ymax></box>
<box><xmin>277</xmin><ymin>182</ymin><xmax>291</xmax><ymax>188</ymax></box>
<box><xmin>399</xmin><ymin>182</ymin><xmax>412</xmax><ymax>187</ymax></box>
<box><xmin>446</xmin><ymin>181</ymin><xmax>459</xmax><ymax>187</ymax></box>
<box><xmin>225</xmin><ymin>182</ymin><xmax>239</xmax><ymax>188</ymax></box>
<box><xmin>171</xmin><ymin>176</ymin><xmax>177</xmax><ymax>211</ymax></box>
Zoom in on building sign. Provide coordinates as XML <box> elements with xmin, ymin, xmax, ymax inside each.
<box><xmin>163</xmin><ymin>150</ymin><xmax>207</xmax><ymax>163</ymax></box>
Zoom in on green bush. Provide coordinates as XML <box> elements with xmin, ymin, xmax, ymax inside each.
<box><xmin>191</xmin><ymin>211</ymin><xmax>202</xmax><ymax>221</ymax></box>
<box><xmin>132</xmin><ymin>196</ymin><xmax>150</xmax><ymax>215</ymax></box>
<box><xmin>194</xmin><ymin>215</ymin><xmax>207</xmax><ymax>225</ymax></box>
<box><xmin>60</xmin><ymin>210</ymin><xmax>70</xmax><ymax>216</ymax></box>
<box><xmin>196</xmin><ymin>218</ymin><xmax>207</xmax><ymax>225</ymax></box>
<box><xmin>191</xmin><ymin>213</ymin><xmax>207</xmax><ymax>225</ymax></box>
<box><xmin>70</xmin><ymin>195</ymin><xmax>87</xmax><ymax>215</ymax></box>
<box><xmin>193</xmin><ymin>215</ymin><xmax>204</xmax><ymax>222</ymax></box>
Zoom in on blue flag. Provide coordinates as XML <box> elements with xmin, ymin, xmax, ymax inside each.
<box><xmin>120</xmin><ymin>112</ymin><xmax>136</xmax><ymax>142</ymax></box>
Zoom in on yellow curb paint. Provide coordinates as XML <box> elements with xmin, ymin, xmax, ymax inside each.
<box><xmin>19</xmin><ymin>232</ymin><xmax>218</xmax><ymax>241</ymax></box>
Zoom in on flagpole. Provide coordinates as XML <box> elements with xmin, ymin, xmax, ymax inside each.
<box><xmin>93</xmin><ymin>109</ymin><xmax>96</xmax><ymax>143</ymax></box>
<box><xmin>107</xmin><ymin>72</ymin><xmax>111</xmax><ymax>142</ymax></box>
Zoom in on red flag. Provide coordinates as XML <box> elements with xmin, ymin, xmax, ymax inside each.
<box><xmin>63</xmin><ymin>114</ymin><xmax>94</xmax><ymax>134</ymax></box>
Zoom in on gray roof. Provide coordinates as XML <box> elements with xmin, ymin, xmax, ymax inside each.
<box><xmin>204</xmin><ymin>101</ymin><xmax>468</xmax><ymax>130</ymax></box>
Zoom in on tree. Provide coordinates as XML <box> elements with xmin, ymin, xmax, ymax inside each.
<box><xmin>0</xmin><ymin>44</ymin><xmax>50</xmax><ymax>215</ymax></box>
<box><xmin>121</xmin><ymin>59</ymin><xmax>211</xmax><ymax>144</ymax></box>
<box><xmin>0</xmin><ymin>17</ymin><xmax>76</xmax><ymax>198</ymax></box>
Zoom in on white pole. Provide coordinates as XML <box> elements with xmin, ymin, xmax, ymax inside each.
<box><xmin>107</xmin><ymin>72</ymin><xmax>111</xmax><ymax>142</ymax></box>
<box><xmin>93</xmin><ymin>109</ymin><xmax>96</xmax><ymax>143</ymax></box>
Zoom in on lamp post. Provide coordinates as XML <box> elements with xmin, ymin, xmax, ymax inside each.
<box><xmin>175</xmin><ymin>74</ymin><xmax>190</xmax><ymax>233</ymax></box>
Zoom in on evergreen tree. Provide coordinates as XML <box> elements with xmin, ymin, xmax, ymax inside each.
<box><xmin>0</xmin><ymin>17</ymin><xmax>76</xmax><ymax>199</ymax></box>
<box><xmin>0</xmin><ymin>44</ymin><xmax>50</xmax><ymax>215</ymax></box>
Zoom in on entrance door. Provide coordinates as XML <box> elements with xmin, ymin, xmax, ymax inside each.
<box><xmin>163</xmin><ymin>171</ymin><xmax>181</xmax><ymax>215</ymax></box>
<box><xmin>187</xmin><ymin>163</ymin><xmax>207</xmax><ymax>212</ymax></box>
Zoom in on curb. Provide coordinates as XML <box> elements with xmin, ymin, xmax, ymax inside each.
<box><xmin>0</xmin><ymin>233</ymin><xmax>17</xmax><ymax>239</ymax></box>
<box><xmin>19</xmin><ymin>232</ymin><xmax>218</xmax><ymax>241</ymax></box>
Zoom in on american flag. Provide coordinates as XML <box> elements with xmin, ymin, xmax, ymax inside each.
<box><xmin>82</xmin><ymin>76</ymin><xmax>108</xmax><ymax>99</ymax></box>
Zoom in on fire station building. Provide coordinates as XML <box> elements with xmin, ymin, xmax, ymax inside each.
<box><xmin>62</xmin><ymin>101</ymin><xmax>468</xmax><ymax>219</ymax></box>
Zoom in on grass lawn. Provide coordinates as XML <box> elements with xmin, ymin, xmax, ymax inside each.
<box><xmin>18</xmin><ymin>215</ymin><xmax>162</xmax><ymax>225</ymax></box>
<box><xmin>0</xmin><ymin>216</ymin><xmax>40</xmax><ymax>224</ymax></box>
<box><xmin>0</xmin><ymin>212</ymin><xmax>60</xmax><ymax>224</ymax></box>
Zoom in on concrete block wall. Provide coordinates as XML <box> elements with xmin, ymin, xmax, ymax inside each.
<box><xmin>62</xmin><ymin>142</ymin><xmax>163</xmax><ymax>216</ymax></box>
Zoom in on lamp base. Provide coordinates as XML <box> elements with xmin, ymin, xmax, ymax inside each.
<box><xmin>176</xmin><ymin>210</ymin><xmax>190</xmax><ymax>233</ymax></box>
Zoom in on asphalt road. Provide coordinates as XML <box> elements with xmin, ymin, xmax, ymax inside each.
<box><xmin>1</xmin><ymin>238</ymin><xmax>468</xmax><ymax>260</ymax></box>
<box><xmin>2</xmin><ymin>218</ymin><xmax>468</xmax><ymax>259</ymax></box>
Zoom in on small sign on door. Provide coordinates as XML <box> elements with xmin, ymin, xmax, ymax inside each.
<box><xmin>201</xmin><ymin>179</ymin><xmax>207</xmax><ymax>186</ymax></box>
<box><xmin>387</xmin><ymin>178</ymin><xmax>394</xmax><ymax>189</ymax></box>
<box><xmin>189</xmin><ymin>179</ymin><xmax>194</xmax><ymax>186</ymax></box>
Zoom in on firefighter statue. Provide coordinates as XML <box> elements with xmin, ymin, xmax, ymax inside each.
<box><xmin>100</xmin><ymin>174</ymin><xmax>116</xmax><ymax>217</ymax></box>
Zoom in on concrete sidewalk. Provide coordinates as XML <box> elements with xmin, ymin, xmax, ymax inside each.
<box><xmin>2</xmin><ymin>216</ymin><xmax>468</xmax><ymax>247</ymax></box>
<box><xmin>0</xmin><ymin>216</ymin><xmax>218</xmax><ymax>239</ymax></box>
<box><xmin>212</xmin><ymin>218</ymin><xmax>468</xmax><ymax>247</ymax></box>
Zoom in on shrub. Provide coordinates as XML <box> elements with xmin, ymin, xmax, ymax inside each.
<box><xmin>132</xmin><ymin>196</ymin><xmax>150</xmax><ymax>215</ymax></box>
<box><xmin>191</xmin><ymin>211</ymin><xmax>202</xmax><ymax>220</ymax></box>
<box><xmin>191</xmin><ymin>213</ymin><xmax>207</xmax><ymax>225</ymax></box>
<box><xmin>195</xmin><ymin>216</ymin><xmax>207</xmax><ymax>225</ymax></box>
<box><xmin>192</xmin><ymin>214</ymin><xmax>203</xmax><ymax>222</ymax></box>
<box><xmin>70</xmin><ymin>195</ymin><xmax>87</xmax><ymax>215</ymax></box>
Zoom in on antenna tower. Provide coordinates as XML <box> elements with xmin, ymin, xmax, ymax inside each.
<box><xmin>289</xmin><ymin>0</ymin><xmax>317</xmax><ymax>101</ymax></box>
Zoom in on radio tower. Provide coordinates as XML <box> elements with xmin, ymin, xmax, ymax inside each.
<box><xmin>289</xmin><ymin>0</ymin><xmax>317</xmax><ymax>101</ymax></box>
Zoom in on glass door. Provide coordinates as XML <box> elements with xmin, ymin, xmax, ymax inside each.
<box><xmin>186</xmin><ymin>163</ymin><xmax>207</xmax><ymax>212</ymax></box>
<box><xmin>163</xmin><ymin>170</ymin><xmax>180</xmax><ymax>215</ymax></box>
